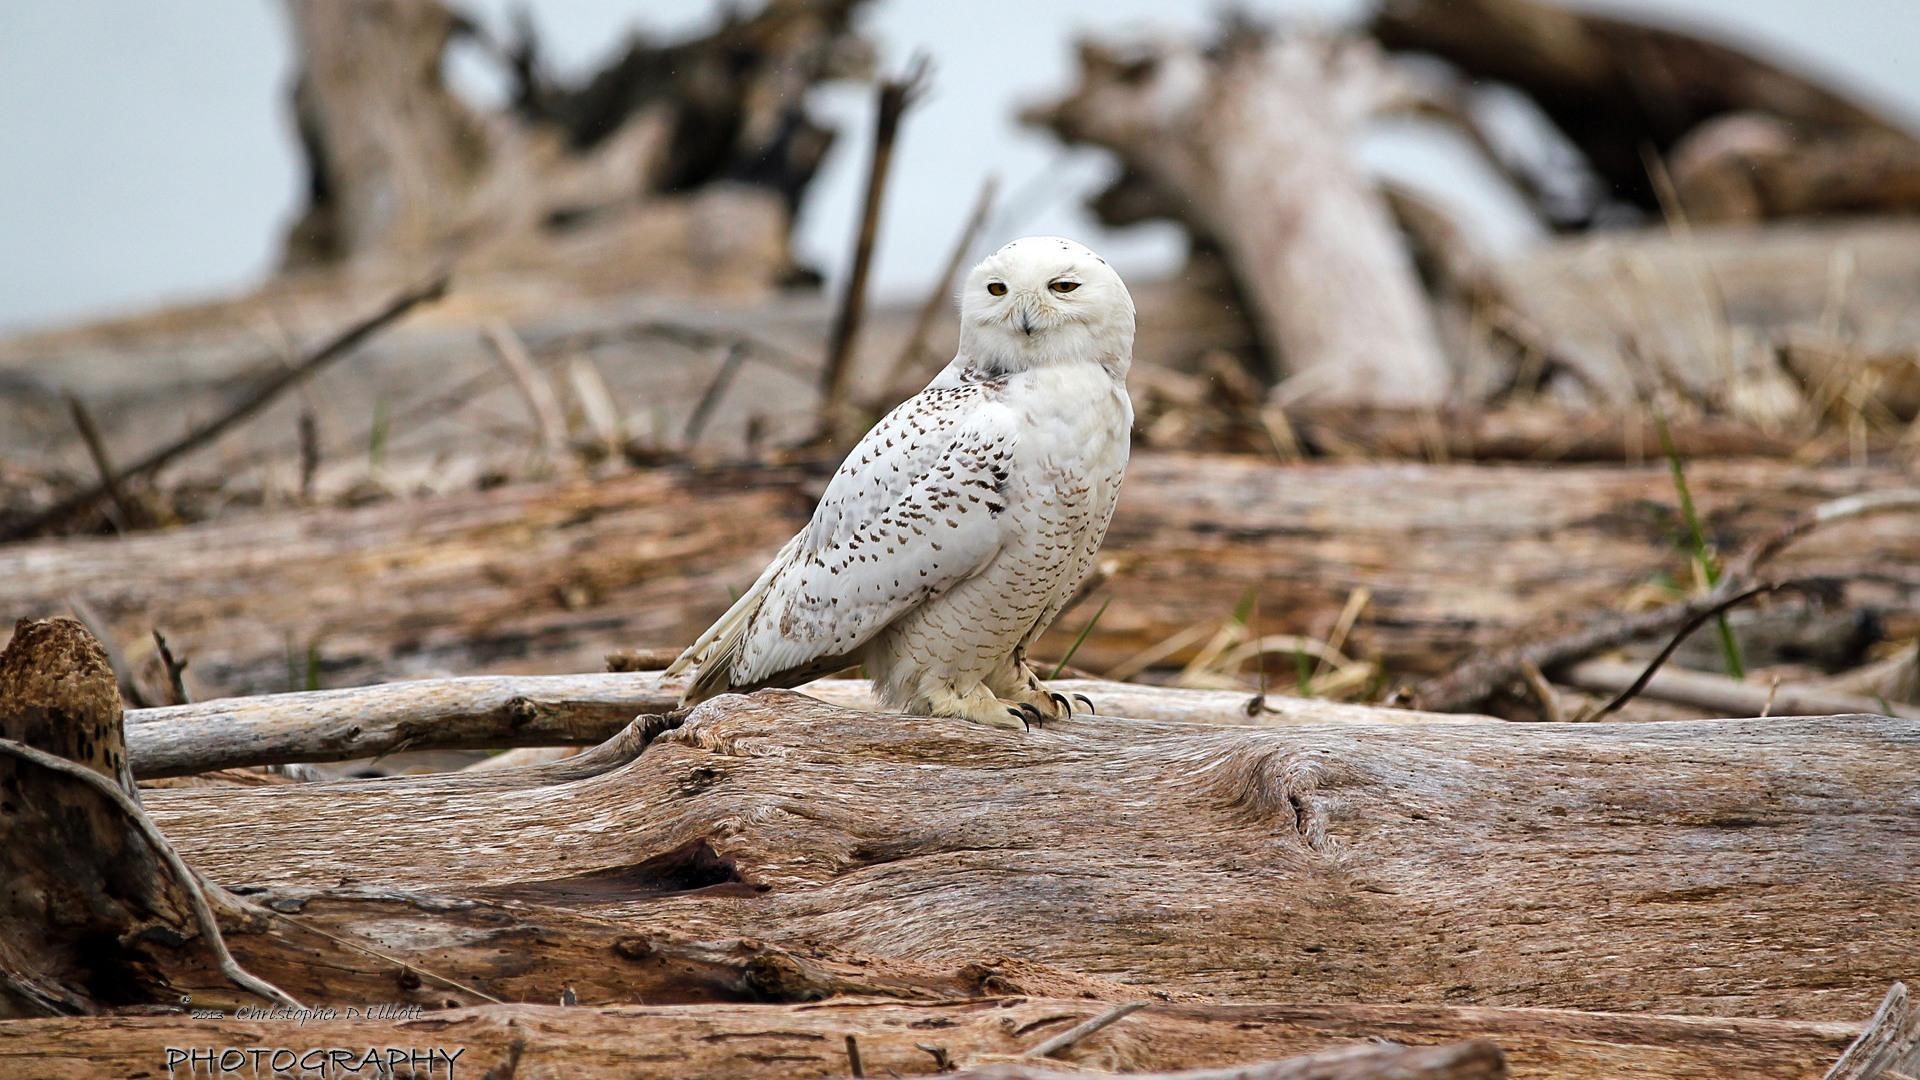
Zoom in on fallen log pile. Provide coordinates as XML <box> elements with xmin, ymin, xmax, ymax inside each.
<box><xmin>0</xmin><ymin>617</ymin><xmax>1914</xmax><ymax>1078</ymax></box>
<box><xmin>4</xmin><ymin>455</ymin><xmax>1914</xmax><ymax>704</ymax></box>
<box><xmin>4</xmin><ymin>3</ymin><xmax>1919</xmax><ymax>1076</ymax></box>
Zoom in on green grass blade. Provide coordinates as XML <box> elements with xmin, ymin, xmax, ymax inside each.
<box><xmin>1657</xmin><ymin>413</ymin><xmax>1746</xmax><ymax>679</ymax></box>
<box><xmin>1051</xmin><ymin>596</ymin><xmax>1112</xmax><ymax>679</ymax></box>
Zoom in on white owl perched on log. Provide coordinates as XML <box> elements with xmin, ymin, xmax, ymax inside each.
<box><xmin>668</xmin><ymin>237</ymin><xmax>1134</xmax><ymax>728</ymax></box>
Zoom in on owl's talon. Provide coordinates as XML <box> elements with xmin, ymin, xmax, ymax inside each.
<box><xmin>1073</xmin><ymin>693</ymin><xmax>1096</xmax><ymax>714</ymax></box>
<box><xmin>1008</xmin><ymin>707</ymin><xmax>1029</xmax><ymax>730</ymax></box>
<box><xmin>1048</xmin><ymin>692</ymin><xmax>1072</xmax><ymax>716</ymax></box>
<box><xmin>1017</xmin><ymin>702</ymin><xmax>1046</xmax><ymax>730</ymax></box>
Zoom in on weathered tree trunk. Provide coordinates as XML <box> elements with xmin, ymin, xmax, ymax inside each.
<box><xmin>131</xmin><ymin>695</ymin><xmax>1917</xmax><ymax>1020</ymax></box>
<box><xmin>281</xmin><ymin>0</ymin><xmax>866</xmax><ymax>273</ymax></box>
<box><xmin>1670</xmin><ymin>114</ymin><xmax>1920</xmax><ymax>224</ymax></box>
<box><xmin>3</xmin><ymin>643</ymin><xmax>1910</xmax><ymax>1076</ymax></box>
<box><xmin>0</xmin><ymin>995</ymin><xmax>1874</xmax><ymax>1079</ymax></box>
<box><xmin>1368</xmin><ymin>0</ymin><xmax>1918</xmax><ymax>224</ymax></box>
<box><xmin>1027</xmin><ymin>32</ymin><xmax>1451</xmax><ymax>406</ymax></box>
<box><xmin>5</xmin><ymin>456</ymin><xmax>1915</xmax><ymax>696</ymax></box>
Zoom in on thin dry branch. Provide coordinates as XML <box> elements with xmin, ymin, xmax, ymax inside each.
<box><xmin>483</xmin><ymin>318</ymin><xmax>571</xmax><ymax>466</ymax></box>
<box><xmin>1410</xmin><ymin>580</ymin><xmax>1768</xmax><ymax>714</ymax></box>
<box><xmin>875</xmin><ymin>172</ymin><xmax>999</xmax><ymax>406</ymax></box>
<box><xmin>818</xmin><ymin>53</ymin><xmax>933</xmax><ymax>437</ymax></box>
<box><xmin>1730</xmin><ymin>489</ymin><xmax>1920</xmax><ymax>581</ymax></box>
<box><xmin>152</xmin><ymin>629</ymin><xmax>190</xmax><ymax>707</ymax></box>
<box><xmin>682</xmin><ymin>342</ymin><xmax>749</xmax><ymax>447</ymax></box>
<box><xmin>2</xmin><ymin>273</ymin><xmax>449</xmax><ymax>540</ymax></box>
<box><xmin>1024</xmin><ymin>1001</ymin><xmax>1150</xmax><ymax>1059</ymax></box>
<box><xmin>1582</xmin><ymin>581</ymin><xmax>1808</xmax><ymax>720</ymax></box>
<box><xmin>63</xmin><ymin>394</ymin><xmax>140</xmax><ymax>531</ymax></box>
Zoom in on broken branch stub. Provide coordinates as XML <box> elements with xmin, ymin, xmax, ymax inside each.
<box><xmin>0</xmin><ymin>619</ymin><xmax>202</xmax><ymax>1017</ymax></box>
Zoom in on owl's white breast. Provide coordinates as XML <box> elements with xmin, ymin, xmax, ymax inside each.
<box><xmin>1003</xmin><ymin>362</ymin><xmax>1133</xmax><ymax>478</ymax></box>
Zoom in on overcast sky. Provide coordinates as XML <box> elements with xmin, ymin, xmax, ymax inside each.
<box><xmin>0</xmin><ymin>0</ymin><xmax>1914</xmax><ymax>332</ymax></box>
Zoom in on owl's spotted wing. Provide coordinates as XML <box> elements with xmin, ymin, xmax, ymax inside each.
<box><xmin>673</xmin><ymin>384</ymin><xmax>1017</xmax><ymax>700</ymax></box>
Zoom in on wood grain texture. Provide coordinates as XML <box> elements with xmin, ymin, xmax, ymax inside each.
<box><xmin>7</xmin><ymin>456</ymin><xmax>1914</xmax><ymax>698</ymax></box>
<box><xmin>0</xmin><ymin>997</ymin><xmax>1867</xmax><ymax>1080</ymax></box>
<box><xmin>139</xmin><ymin>695</ymin><xmax>1919</xmax><ymax>1020</ymax></box>
<box><xmin>948</xmin><ymin>1041</ymin><xmax>1508</xmax><ymax>1080</ymax></box>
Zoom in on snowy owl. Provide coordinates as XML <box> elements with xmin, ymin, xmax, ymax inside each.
<box><xmin>667</xmin><ymin>236</ymin><xmax>1134</xmax><ymax>728</ymax></box>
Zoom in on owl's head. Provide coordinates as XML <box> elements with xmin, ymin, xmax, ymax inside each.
<box><xmin>958</xmin><ymin>236</ymin><xmax>1135</xmax><ymax>377</ymax></box>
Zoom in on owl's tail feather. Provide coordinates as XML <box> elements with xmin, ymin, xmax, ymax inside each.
<box><xmin>666</xmin><ymin>536</ymin><xmax>803</xmax><ymax>704</ymax></box>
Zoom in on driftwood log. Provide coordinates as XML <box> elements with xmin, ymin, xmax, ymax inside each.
<box><xmin>121</xmin><ymin>672</ymin><xmax>1476</xmax><ymax>779</ymax></box>
<box><xmin>1272</xmin><ymin>405</ymin><xmax>1803</xmax><ymax>462</ymax></box>
<box><xmin>1026</xmin><ymin>31</ymin><xmax>1450</xmax><ymax>406</ymax></box>
<box><xmin>0</xmin><ymin>692</ymin><xmax>1906</xmax><ymax>1076</ymax></box>
<box><xmin>0</xmin><ymin>997</ymin><xmax>1879</xmax><ymax>1079</ymax></box>
<box><xmin>2</xmin><ymin>620</ymin><xmax>1913</xmax><ymax>1078</ymax></box>
<box><xmin>131</xmin><ymin>694</ymin><xmax>1917</xmax><ymax>1019</ymax></box>
<box><xmin>5</xmin><ymin>454</ymin><xmax>1915</xmax><ymax>700</ymax></box>
<box><xmin>1670</xmin><ymin>115</ymin><xmax>1920</xmax><ymax>224</ymax></box>
<box><xmin>1368</xmin><ymin>0</ymin><xmax>1919</xmax><ymax>225</ymax></box>
<box><xmin>1559</xmin><ymin>658</ymin><xmax>1920</xmax><ymax>723</ymax></box>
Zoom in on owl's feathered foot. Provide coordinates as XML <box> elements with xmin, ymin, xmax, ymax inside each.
<box><xmin>915</xmin><ymin>670</ymin><xmax>1099</xmax><ymax>731</ymax></box>
<box><xmin>922</xmin><ymin>684</ymin><xmax>1043</xmax><ymax>731</ymax></box>
<box><xmin>992</xmin><ymin>663</ymin><xmax>1099</xmax><ymax>723</ymax></box>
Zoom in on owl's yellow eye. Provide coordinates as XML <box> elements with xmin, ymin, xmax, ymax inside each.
<box><xmin>1049</xmin><ymin>280</ymin><xmax>1080</xmax><ymax>294</ymax></box>
<box><xmin>986</xmin><ymin>282</ymin><xmax>1007</xmax><ymax>296</ymax></box>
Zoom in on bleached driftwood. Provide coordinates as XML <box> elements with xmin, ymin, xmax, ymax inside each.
<box><xmin>1822</xmin><ymin>982</ymin><xmax>1920</xmax><ymax>1080</ymax></box>
<box><xmin>10</xmin><ymin>456</ymin><xmax>1915</xmax><ymax>700</ymax></box>
<box><xmin>121</xmin><ymin>672</ymin><xmax>1476</xmax><ymax>779</ymax></box>
<box><xmin>1486</xmin><ymin>220</ymin><xmax>1920</xmax><ymax>417</ymax></box>
<box><xmin>1558</xmin><ymin>658</ymin><xmax>1920</xmax><ymax>722</ymax></box>
<box><xmin>1276</xmin><ymin>405</ymin><xmax>1801</xmax><ymax>462</ymax></box>
<box><xmin>137</xmin><ymin>693</ymin><xmax>1919</xmax><ymax>1019</ymax></box>
<box><xmin>0</xmin><ymin>995</ymin><xmax>1876</xmax><ymax>1079</ymax></box>
<box><xmin>1</xmin><ymin>619</ymin><xmax>1908</xmax><ymax>1078</ymax></box>
<box><xmin>1027</xmin><ymin>31</ymin><xmax>1450</xmax><ymax>406</ymax></box>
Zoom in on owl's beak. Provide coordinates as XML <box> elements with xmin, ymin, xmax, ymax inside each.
<box><xmin>1019</xmin><ymin>313</ymin><xmax>1034</xmax><ymax>336</ymax></box>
